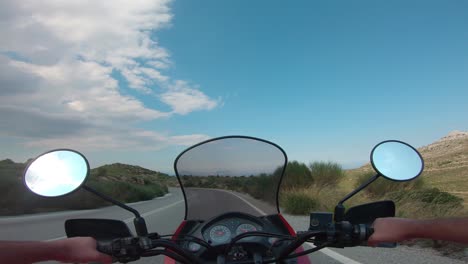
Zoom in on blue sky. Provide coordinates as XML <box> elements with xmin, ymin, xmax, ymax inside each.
<box><xmin>1</xmin><ymin>0</ymin><xmax>467</xmax><ymax>173</ymax></box>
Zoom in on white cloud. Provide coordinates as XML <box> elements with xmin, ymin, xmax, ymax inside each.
<box><xmin>5</xmin><ymin>58</ymin><xmax>168</xmax><ymax>122</ymax></box>
<box><xmin>0</xmin><ymin>0</ymin><xmax>219</xmax><ymax>152</ymax></box>
<box><xmin>23</xmin><ymin>127</ymin><xmax>210</xmax><ymax>152</ymax></box>
<box><xmin>161</xmin><ymin>80</ymin><xmax>220</xmax><ymax>115</ymax></box>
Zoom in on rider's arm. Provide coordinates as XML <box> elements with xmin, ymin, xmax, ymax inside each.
<box><xmin>368</xmin><ymin>217</ymin><xmax>468</xmax><ymax>245</ymax></box>
<box><xmin>0</xmin><ymin>237</ymin><xmax>112</xmax><ymax>264</ymax></box>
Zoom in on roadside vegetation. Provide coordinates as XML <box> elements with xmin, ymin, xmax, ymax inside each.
<box><xmin>277</xmin><ymin>161</ymin><xmax>345</xmax><ymax>214</ymax></box>
<box><xmin>177</xmin><ymin>158</ymin><xmax>466</xmax><ymax>219</ymax></box>
<box><xmin>0</xmin><ymin>160</ymin><xmax>173</xmax><ymax>216</ymax></box>
<box><xmin>279</xmin><ymin>163</ymin><xmax>464</xmax><ymax>218</ymax></box>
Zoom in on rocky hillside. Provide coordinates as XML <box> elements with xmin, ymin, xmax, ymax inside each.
<box><xmin>417</xmin><ymin>131</ymin><xmax>468</xmax><ymax>205</ymax></box>
<box><xmin>419</xmin><ymin>130</ymin><xmax>468</xmax><ymax>172</ymax></box>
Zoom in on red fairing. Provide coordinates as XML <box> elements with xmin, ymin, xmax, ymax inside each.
<box><xmin>278</xmin><ymin>214</ymin><xmax>296</xmax><ymax>237</ymax></box>
<box><xmin>163</xmin><ymin>220</ymin><xmax>187</xmax><ymax>264</ymax></box>
<box><xmin>278</xmin><ymin>213</ymin><xmax>312</xmax><ymax>264</ymax></box>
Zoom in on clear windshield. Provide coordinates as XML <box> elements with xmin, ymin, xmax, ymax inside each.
<box><xmin>175</xmin><ymin>136</ymin><xmax>287</xmax><ymax>220</ymax></box>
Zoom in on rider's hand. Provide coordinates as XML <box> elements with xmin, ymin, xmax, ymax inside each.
<box><xmin>368</xmin><ymin>217</ymin><xmax>413</xmax><ymax>246</ymax></box>
<box><xmin>53</xmin><ymin>237</ymin><xmax>113</xmax><ymax>264</ymax></box>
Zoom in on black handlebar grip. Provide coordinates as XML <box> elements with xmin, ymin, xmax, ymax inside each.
<box><xmin>96</xmin><ymin>240</ymin><xmax>113</xmax><ymax>255</ymax></box>
<box><xmin>355</xmin><ymin>224</ymin><xmax>374</xmax><ymax>241</ymax></box>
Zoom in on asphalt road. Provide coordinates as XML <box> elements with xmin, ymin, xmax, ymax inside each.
<box><xmin>0</xmin><ymin>188</ymin><xmax>464</xmax><ymax>264</ymax></box>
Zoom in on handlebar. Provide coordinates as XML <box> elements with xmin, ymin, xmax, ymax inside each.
<box><xmin>312</xmin><ymin>222</ymin><xmax>375</xmax><ymax>248</ymax></box>
<box><xmin>96</xmin><ymin>236</ymin><xmax>202</xmax><ymax>264</ymax></box>
<box><xmin>96</xmin><ymin>222</ymin><xmax>387</xmax><ymax>264</ymax></box>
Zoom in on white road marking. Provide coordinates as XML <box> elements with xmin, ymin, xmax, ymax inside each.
<box><xmin>213</xmin><ymin>189</ymin><xmax>266</xmax><ymax>215</ymax></box>
<box><xmin>45</xmin><ymin>199</ymin><xmax>184</xmax><ymax>242</ymax></box>
<box><xmin>127</xmin><ymin>192</ymin><xmax>173</xmax><ymax>206</ymax></box>
<box><xmin>3</xmin><ymin>194</ymin><xmax>176</xmax><ymax>222</ymax></box>
<box><xmin>0</xmin><ymin>208</ymin><xmax>100</xmax><ymax>222</ymax></box>
<box><xmin>124</xmin><ymin>199</ymin><xmax>184</xmax><ymax>222</ymax></box>
<box><xmin>215</xmin><ymin>189</ymin><xmax>363</xmax><ymax>264</ymax></box>
<box><xmin>310</xmin><ymin>245</ymin><xmax>363</xmax><ymax>264</ymax></box>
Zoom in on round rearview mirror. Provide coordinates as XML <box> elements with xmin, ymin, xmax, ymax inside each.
<box><xmin>371</xmin><ymin>140</ymin><xmax>424</xmax><ymax>182</ymax></box>
<box><xmin>24</xmin><ymin>149</ymin><xmax>89</xmax><ymax>197</ymax></box>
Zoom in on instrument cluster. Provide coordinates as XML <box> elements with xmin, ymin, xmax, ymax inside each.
<box><xmin>202</xmin><ymin>217</ymin><xmax>263</xmax><ymax>245</ymax></box>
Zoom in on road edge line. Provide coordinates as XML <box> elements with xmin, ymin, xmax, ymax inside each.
<box><xmin>214</xmin><ymin>189</ymin><xmax>266</xmax><ymax>215</ymax></box>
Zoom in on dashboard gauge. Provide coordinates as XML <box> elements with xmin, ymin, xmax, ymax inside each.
<box><xmin>209</xmin><ymin>225</ymin><xmax>232</xmax><ymax>243</ymax></box>
<box><xmin>188</xmin><ymin>242</ymin><xmax>201</xmax><ymax>252</ymax></box>
<box><xmin>235</xmin><ymin>223</ymin><xmax>257</xmax><ymax>235</ymax></box>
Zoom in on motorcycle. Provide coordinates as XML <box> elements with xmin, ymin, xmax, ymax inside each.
<box><xmin>23</xmin><ymin>136</ymin><xmax>424</xmax><ymax>263</ymax></box>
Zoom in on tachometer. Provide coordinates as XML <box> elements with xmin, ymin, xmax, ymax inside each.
<box><xmin>209</xmin><ymin>225</ymin><xmax>232</xmax><ymax>243</ymax></box>
<box><xmin>235</xmin><ymin>223</ymin><xmax>257</xmax><ymax>235</ymax></box>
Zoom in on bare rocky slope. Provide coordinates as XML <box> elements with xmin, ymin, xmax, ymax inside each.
<box><xmin>419</xmin><ymin>130</ymin><xmax>468</xmax><ymax>172</ymax></box>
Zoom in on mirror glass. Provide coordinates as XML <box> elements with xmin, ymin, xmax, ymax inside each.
<box><xmin>24</xmin><ymin>150</ymin><xmax>89</xmax><ymax>197</ymax></box>
<box><xmin>371</xmin><ymin>141</ymin><xmax>424</xmax><ymax>181</ymax></box>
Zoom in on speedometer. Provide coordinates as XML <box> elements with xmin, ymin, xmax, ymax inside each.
<box><xmin>235</xmin><ymin>223</ymin><xmax>257</xmax><ymax>235</ymax></box>
<box><xmin>209</xmin><ymin>225</ymin><xmax>232</xmax><ymax>243</ymax></box>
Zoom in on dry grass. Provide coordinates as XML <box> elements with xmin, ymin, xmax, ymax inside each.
<box><xmin>281</xmin><ymin>184</ymin><xmax>358</xmax><ymax>214</ymax></box>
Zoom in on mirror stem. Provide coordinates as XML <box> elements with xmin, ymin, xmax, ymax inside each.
<box><xmin>339</xmin><ymin>173</ymin><xmax>380</xmax><ymax>205</ymax></box>
<box><xmin>82</xmin><ymin>185</ymin><xmax>148</xmax><ymax>236</ymax></box>
<box><xmin>334</xmin><ymin>173</ymin><xmax>380</xmax><ymax>221</ymax></box>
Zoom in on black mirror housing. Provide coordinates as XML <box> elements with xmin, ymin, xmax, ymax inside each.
<box><xmin>65</xmin><ymin>219</ymin><xmax>132</xmax><ymax>240</ymax></box>
<box><xmin>344</xmin><ymin>200</ymin><xmax>395</xmax><ymax>225</ymax></box>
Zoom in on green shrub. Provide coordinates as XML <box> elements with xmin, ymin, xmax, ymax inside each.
<box><xmin>281</xmin><ymin>161</ymin><xmax>312</xmax><ymax>189</ymax></box>
<box><xmin>282</xmin><ymin>192</ymin><xmax>318</xmax><ymax>215</ymax></box>
<box><xmin>310</xmin><ymin>161</ymin><xmax>344</xmax><ymax>188</ymax></box>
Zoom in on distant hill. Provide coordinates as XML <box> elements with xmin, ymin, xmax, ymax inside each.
<box><xmin>90</xmin><ymin>163</ymin><xmax>174</xmax><ymax>186</ymax></box>
<box><xmin>0</xmin><ymin>159</ymin><xmax>174</xmax><ymax>216</ymax></box>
